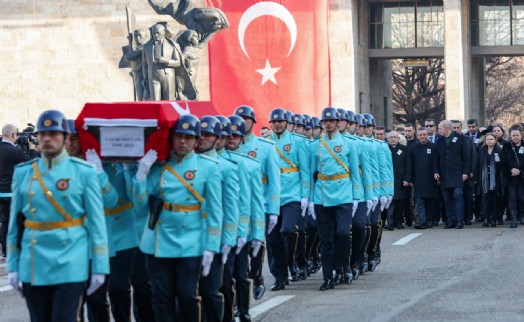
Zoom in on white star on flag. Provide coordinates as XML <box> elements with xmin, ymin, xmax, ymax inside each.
<box><xmin>256</xmin><ymin>59</ymin><xmax>281</xmax><ymax>85</ymax></box>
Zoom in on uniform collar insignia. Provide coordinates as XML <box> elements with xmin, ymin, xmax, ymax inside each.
<box><xmin>40</xmin><ymin>149</ymin><xmax>68</xmax><ymax>169</ymax></box>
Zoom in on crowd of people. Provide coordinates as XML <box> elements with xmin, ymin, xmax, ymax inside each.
<box><xmin>0</xmin><ymin>106</ymin><xmax>522</xmax><ymax>322</ymax></box>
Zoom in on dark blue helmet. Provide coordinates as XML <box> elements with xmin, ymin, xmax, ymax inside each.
<box><xmin>200</xmin><ymin>115</ymin><xmax>222</xmax><ymax>137</ymax></box>
<box><xmin>234</xmin><ymin>105</ymin><xmax>256</xmax><ymax>123</ymax></box>
<box><xmin>355</xmin><ymin>114</ymin><xmax>367</xmax><ymax>127</ymax></box>
<box><xmin>303</xmin><ymin>114</ymin><xmax>313</xmax><ymax>130</ymax></box>
<box><xmin>362</xmin><ymin>114</ymin><xmax>376</xmax><ymax>127</ymax></box>
<box><xmin>35</xmin><ymin>110</ymin><xmax>69</xmax><ymax>134</ymax></box>
<box><xmin>294</xmin><ymin>114</ymin><xmax>306</xmax><ymax>127</ymax></box>
<box><xmin>312</xmin><ymin>116</ymin><xmax>322</xmax><ymax>129</ymax></box>
<box><xmin>269</xmin><ymin>108</ymin><xmax>288</xmax><ymax>122</ymax></box>
<box><xmin>348</xmin><ymin>111</ymin><xmax>357</xmax><ymax>124</ymax></box>
<box><xmin>67</xmin><ymin>119</ymin><xmax>78</xmax><ymax>135</ymax></box>
<box><xmin>171</xmin><ymin>114</ymin><xmax>201</xmax><ymax>137</ymax></box>
<box><xmin>215</xmin><ymin>116</ymin><xmax>231</xmax><ymax>137</ymax></box>
<box><xmin>228</xmin><ymin>115</ymin><xmax>246</xmax><ymax>136</ymax></box>
<box><xmin>321</xmin><ymin>107</ymin><xmax>339</xmax><ymax>121</ymax></box>
<box><xmin>337</xmin><ymin>108</ymin><xmax>349</xmax><ymax>122</ymax></box>
<box><xmin>287</xmin><ymin>111</ymin><xmax>295</xmax><ymax>124</ymax></box>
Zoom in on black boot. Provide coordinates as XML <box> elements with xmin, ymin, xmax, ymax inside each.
<box><xmin>510</xmin><ymin>211</ymin><xmax>518</xmax><ymax>228</ymax></box>
<box><xmin>482</xmin><ymin>219</ymin><xmax>489</xmax><ymax>227</ymax></box>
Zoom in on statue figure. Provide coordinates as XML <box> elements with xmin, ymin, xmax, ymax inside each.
<box><xmin>142</xmin><ymin>23</ymin><xmax>182</xmax><ymax>101</ymax></box>
<box><xmin>125</xmin><ymin>28</ymin><xmax>150</xmax><ymax>101</ymax></box>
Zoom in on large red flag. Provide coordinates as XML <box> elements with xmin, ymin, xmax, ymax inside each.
<box><xmin>206</xmin><ymin>0</ymin><xmax>330</xmax><ymax>131</ymax></box>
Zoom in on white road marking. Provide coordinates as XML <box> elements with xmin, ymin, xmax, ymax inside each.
<box><xmin>250</xmin><ymin>295</ymin><xmax>295</xmax><ymax>319</ymax></box>
<box><xmin>0</xmin><ymin>285</ymin><xmax>13</xmax><ymax>292</ymax></box>
<box><xmin>393</xmin><ymin>233</ymin><xmax>422</xmax><ymax>245</ymax></box>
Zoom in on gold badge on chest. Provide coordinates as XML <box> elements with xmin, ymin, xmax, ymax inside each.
<box><xmin>56</xmin><ymin>178</ymin><xmax>70</xmax><ymax>191</ymax></box>
<box><xmin>248</xmin><ymin>151</ymin><xmax>257</xmax><ymax>158</ymax></box>
<box><xmin>334</xmin><ymin>146</ymin><xmax>342</xmax><ymax>153</ymax></box>
<box><xmin>184</xmin><ymin>171</ymin><xmax>195</xmax><ymax>180</ymax></box>
<box><xmin>283</xmin><ymin>144</ymin><xmax>291</xmax><ymax>152</ymax></box>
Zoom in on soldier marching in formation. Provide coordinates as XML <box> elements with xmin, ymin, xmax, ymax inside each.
<box><xmin>6</xmin><ymin>106</ymin><xmax>395</xmax><ymax>322</ymax></box>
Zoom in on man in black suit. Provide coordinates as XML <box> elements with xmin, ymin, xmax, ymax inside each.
<box><xmin>434</xmin><ymin>121</ymin><xmax>470</xmax><ymax>229</ymax></box>
<box><xmin>386</xmin><ymin>131</ymin><xmax>412</xmax><ymax>229</ymax></box>
<box><xmin>410</xmin><ymin>127</ymin><xmax>439</xmax><ymax>228</ymax></box>
<box><xmin>0</xmin><ymin>124</ymin><xmax>39</xmax><ymax>258</ymax></box>
<box><xmin>467</xmin><ymin>119</ymin><xmax>481</xmax><ymax>147</ymax></box>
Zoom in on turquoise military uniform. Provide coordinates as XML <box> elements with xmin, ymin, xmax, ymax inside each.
<box><xmin>361</xmin><ymin>137</ymin><xmax>382</xmax><ymax>199</ymax></box>
<box><xmin>203</xmin><ymin>149</ymin><xmax>239</xmax><ymax>248</ymax></box>
<box><xmin>376</xmin><ymin>140</ymin><xmax>394</xmax><ymax>196</ymax></box>
<box><xmin>240</xmin><ymin>132</ymin><xmax>281</xmax><ymax>215</ymax></box>
<box><xmin>309</xmin><ymin>131</ymin><xmax>363</xmax><ymax>206</ymax></box>
<box><xmin>344</xmin><ymin>134</ymin><xmax>374</xmax><ymax>201</ymax></box>
<box><xmin>222</xmin><ymin>149</ymin><xmax>265</xmax><ymax>242</ymax></box>
<box><xmin>135</xmin><ymin>151</ymin><xmax>223</xmax><ymax>257</ymax></box>
<box><xmin>268</xmin><ymin>130</ymin><xmax>311</xmax><ymax>205</ymax></box>
<box><xmin>102</xmin><ymin>163</ymin><xmax>139</xmax><ymax>252</ymax></box>
<box><xmin>218</xmin><ymin>149</ymin><xmax>251</xmax><ymax>240</ymax></box>
<box><xmin>97</xmin><ymin>170</ymin><xmax>117</xmax><ymax>257</ymax></box>
<box><xmin>7</xmin><ymin>151</ymin><xmax>109</xmax><ymax>285</ymax></box>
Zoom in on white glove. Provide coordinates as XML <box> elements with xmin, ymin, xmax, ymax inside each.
<box><xmin>300</xmin><ymin>197</ymin><xmax>309</xmax><ymax>217</ymax></box>
<box><xmin>251</xmin><ymin>239</ymin><xmax>262</xmax><ymax>257</ymax></box>
<box><xmin>235</xmin><ymin>237</ymin><xmax>247</xmax><ymax>255</ymax></box>
<box><xmin>371</xmin><ymin>197</ymin><xmax>379</xmax><ymax>211</ymax></box>
<box><xmin>8</xmin><ymin>272</ymin><xmax>22</xmax><ymax>296</ymax></box>
<box><xmin>352</xmin><ymin>200</ymin><xmax>359</xmax><ymax>218</ymax></box>
<box><xmin>85</xmin><ymin>149</ymin><xmax>103</xmax><ymax>174</ymax></box>
<box><xmin>201</xmin><ymin>250</ymin><xmax>214</xmax><ymax>277</ymax></box>
<box><xmin>86</xmin><ymin>274</ymin><xmax>105</xmax><ymax>296</ymax></box>
<box><xmin>267</xmin><ymin>215</ymin><xmax>278</xmax><ymax>234</ymax></box>
<box><xmin>308</xmin><ymin>202</ymin><xmax>316</xmax><ymax>220</ymax></box>
<box><xmin>380</xmin><ymin>196</ymin><xmax>388</xmax><ymax>211</ymax></box>
<box><xmin>386</xmin><ymin>195</ymin><xmax>393</xmax><ymax>209</ymax></box>
<box><xmin>221</xmin><ymin>245</ymin><xmax>232</xmax><ymax>264</ymax></box>
<box><xmin>136</xmin><ymin>149</ymin><xmax>158</xmax><ymax>181</ymax></box>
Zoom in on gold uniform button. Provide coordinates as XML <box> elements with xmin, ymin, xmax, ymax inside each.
<box><xmin>30</xmin><ymin>208</ymin><xmax>36</xmax><ymax>213</ymax></box>
<box><xmin>46</xmin><ymin>191</ymin><xmax>52</xmax><ymax>196</ymax></box>
<box><xmin>29</xmin><ymin>191</ymin><xmax>36</xmax><ymax>196</ymax></box>
<box><xmin>32</xmin><ymin>176</ymin><xmax>37</xmax><ymax>180</ymax></box>
<box><xmin>163</xmin><ymin>181</ymin><xmax>167</xmax><ymax>184</ymax></box>
<box><xmin>31</xmin><ymin>239</ymin><xmax>37</xmax><ymax>244</ymax></box>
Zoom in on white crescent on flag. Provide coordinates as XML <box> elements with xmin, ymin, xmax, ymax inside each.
<box><xmin>170</xmin><ymin>101</ymin><xmax>191</xmax><ymax>116</ymax></box>
<box><xmin>237</xmin><ymin>2</ymin><xmax>298</xmax><ymax>59</ymax></box>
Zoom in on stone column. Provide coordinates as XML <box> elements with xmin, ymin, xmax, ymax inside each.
<box><xmin>444</xmin><ymin>0</ymin><xmax>471</xmax><ymax>121</ymax></box>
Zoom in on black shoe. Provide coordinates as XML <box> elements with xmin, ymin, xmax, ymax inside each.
<box><xmin>359</xmin><ymin>262</ymin><xmax>368</xmax><ymax>274</ymax></box>
<box><xmin>498</xmin><ymin>219</ymin><xmax>504</xmax><ymax>225</ymax></box>
<box><xmin>433</xmin><ymin>221</ymin><xmax>439</xmax><ymax>227</ymax></box>
<box><xmin>482</xmin><ymin>219</ymin><xmax>489</xmax><ymax>227</ymax></box>
<box><xmin>369</xmin><ymin>258</ymin><xmax>380</xmax><ymax>272</ymax></box>
<box><xmin>270</xmin><ymin>280</ymin><xmax>285</xmax><ymax>291</ymax></box>
<box><xmin>414</xmin><ymin>223</ymin><xmax>427</xmax><ymax>229</ymax></box>
<box><xmin>285</xmin><ymin>279</ymin><xmax>289</xmax><ymax>285</ymax></box>
<box><xmin>234</xmin><ymin>306</ymin><xmax>240</xmax><ymax>318</ymax></box>
<box><xmin>239</xmin><ymin>313</ymin><xmax>252</xmax><ymax>322</ymax></box>
<box><xmin>319</xmin><ymin>279</ymin><xmax>334</xmax><ymax>291</ymax></box>
<box><xmin>457</xmin><ymin>223</ymin><xmax>464</xmax><ymax>229</ymax></box>
<box><xmin>427</xmin><ymin>222</ymin><xmax>433</xmax><ymax>228</ymax></box>
<box><xmin>351</xmin><ymin>267</ymin><xmax>360</xmax><ymax>280</ymax></box>
<box><xmin>444</xmin><ymin>223</ymin><xmax>457</xmax><ymax>229</ymax></box>
<box><xmin>333</xmin><ymin>273</ymin><xmax>343</xmax><ymax>285</ymax></box>
<box><xmin>343</xmin><ymin>272</ymin><xmax>353</xmax><ymax>284</ymax></box>
<box><xmin>396</xmin><ymin>224</ymin><xmax>405</xmax><ymax>229</ymax></box>
<box><xmin>491</xmin><ymin>221</ymin><xmax>497</xmax><ymax>228</ymax></box>
<box><xmin>299</xmin><ymin>266</ymin><xmax>308</xmax><ymax>280</ymax></box>
<box><xmin>253</xmin><ymin>283</ymin><xmax>265</xmax><ymax>300</ymax></box>
<box><xmin>384</xmin><ymin>225</ymin><xmax>394</xmax><ymax>231</ymax></box>
<box><xmin>464</xmin><ymin>219</ymin><xmax>472</xmax><ymax>225</ymax></box>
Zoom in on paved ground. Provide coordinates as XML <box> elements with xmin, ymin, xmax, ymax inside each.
<box><xmin>2</xmin><ymin>222</ymin><xmax>524</xmax><ymax>321</ymax></box>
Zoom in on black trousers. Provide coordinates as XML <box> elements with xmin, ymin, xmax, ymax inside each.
<box><xmin>147</xmin><ymin>255</ymin><xmax>201</xmax><ymax>322</ymax></box>
<box><xmin>248</xmin><ymin>215</ymin><xmax>267</xmax><ymax>285</ymax></box>
<box><xmin>131</xmin><ymin>249</ymin><xmax>155</xmax><ymax>322</ymax></box>
<box><xmin>351</xmin><ymin>202</ymin><xmax>368</xmax><ymax>269</ymax></box>
<box><xmin>23</xmin><ymin>282</ymin><xmax>85</xmax><ymax>322</ymax></box>
<box><xmin>109</xmin><ymin>247</ymin><xmax>137</xmax><ymax>322</ymax></box>
<box><xmin>233</xmin><ymin>243</ymin><xmax>251</xmax><ymax>322</ymax></box>
<box><xmin>220</xmin><ymin>250</ymin><xmax>236</xmax><ymax>322</ymax></box>
<box><xmin>315</xmin><ymin>203</ymin><xmax>352</xmax><ymax>281</ymax></box>
<box><xmin>84</xmin><ymin>276</ymin><xmax>110</xmax><ymax>322</ymax></box>
<box><xmin>199</xmin><ymin>253</ymin><xmax>224</xmax><ymax>322</ymax></box>
<box><xmin>507</xmin><ymin>184</ymin><xmax>524</xmax><ymax>212</ymax></box>
<box><xmin>482</xmin><ymin>190</ymin><xmax>500</xmax><ymax>223</ymax></box>
<box><xmin>305</xmin><ymin>215</ymin><xmax>319</xmax><ymax>261</ymax></box>
<box><xmin>0</xmin><ymin>197</ymin><xmax>11</xmax><ymax>257</ymax></box>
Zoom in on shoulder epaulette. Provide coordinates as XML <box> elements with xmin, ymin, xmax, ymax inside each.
<box><xmin>70</xmin><ymin>157</ymin><xmax>93</xmax><ymax>167</ymax></box>
<box><xmin>15</xmin><ymin>158</ymin><xmax>37</xmax><ymax>168</ymax></box>
<box><xmin>220</xmin><ymin>156</ymin><xmax>237</xmax><ymax>165</ymax></box>
<box><xmin>257</xmin><ymin>137</ymin><xmax>275</xmax><ymax>145</ymax></box>
<box><xmin>198</xmin><ymin>154</ymin><xmax>220</xmax><ymax>163</ymax></box>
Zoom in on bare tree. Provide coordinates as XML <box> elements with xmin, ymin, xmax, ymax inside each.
<box><xmin>485</xmin><ymin>56</ymin><xmax>524</xmax><ymax>128</ymax></box>
<box><xmin>392</xmin><ymin>59</ymin><xmax>445</xmax><ymax>127</ymax></box>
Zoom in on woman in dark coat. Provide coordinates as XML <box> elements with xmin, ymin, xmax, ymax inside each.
<box><xmin>501</xmin><ymin>128</ymin><xmax>524</xmax><ymax>228</ymax></box>
<box><xmin>474</xmin><ymin>133</ymin><xmax>503</xmax><ymax>227</ymax></box>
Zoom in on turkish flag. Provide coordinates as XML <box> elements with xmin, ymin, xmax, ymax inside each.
<box><xmin>206</xmin><ymin>0</ymin><xmax>330</xmax><ymax>131</ymax></box>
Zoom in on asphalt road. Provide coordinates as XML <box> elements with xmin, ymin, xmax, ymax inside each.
<box><xmin>2</xmin><ymin>222</ymin><xmax>524</xmax><ymax>321</ymax></box>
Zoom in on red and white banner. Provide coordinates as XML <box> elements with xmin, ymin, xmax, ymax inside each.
<box><xmin>206</xmin><ymin>0</ymin><xmax>330</xmax><ymax>131</ymax></box>
<box><xmin>76</xmin><ymin>101</ymin><xmax>217</xmax><ymax>161</ymax></box>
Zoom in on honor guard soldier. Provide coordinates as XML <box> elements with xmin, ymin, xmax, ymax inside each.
<box><xmin>311</xmin><ymin>117</ymin><xmax>323</xmax><ymax>140</ymax></box>
<box><xmin>196</xmin><ymin>115</ymin><xmax>240</xmax><ymax>322</ymax></box>
<box><xmin>286</xmin><ymin>111</ymin><xmax>295</xmax><ymax>132</ymax></box>
<box><xmin>340</xmin><ymin>110</ymin><xmax>378</xmax><ymax>280</ymax></box>
<box><xmin>133</xmin><ymin>114</ymin><xmax>223</xmax><ymax>322</ymax></box>
<box><xmin>234</xmin><ymin>105</ymin><xmax>280</xmax><ymax>300</ymax></box>
<box><xmin>266</xmin><ymin>108</ymin><xmax>311</xmax><ymax>289</ymax></box>
<box><xmin>309</xmin><ymin>107</ymin><xmax>363</xmax><ymax>291</ymax></box>
<box><xmin>293</xmin><ymin>114</ymin><xmax>306</xmax><ymax>136</ymax></box>
<box><xmin>303</xmin><ymin>114</ymin><xmax>313</xmax><ymax>139</ymax></box>
<box><xmin>224</xmin><ymin>115</ymin><xmax>265</xmax><ymax>322</ymax></box>
<box><xmin>362</xmin><ymin>113</ymin><xmax>394</xmax><ymax>272</ymax></box>
<box><xmin>7</xmin><ymin>110</ymin><xmax>109</xmax><ymax>322</ymax></box>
